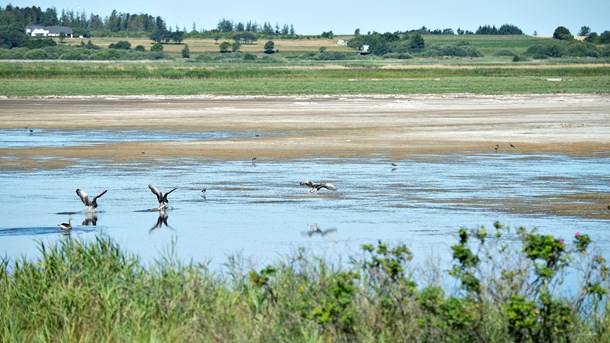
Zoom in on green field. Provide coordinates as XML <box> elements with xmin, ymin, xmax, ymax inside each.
<box><xmin>1</xmin><ymin>61</ymin><xmax>609</xmax><ymax>96</ymax></box>
<box><xmin>1</xmin><ymin>34</ymin><xmax>609</xmax><ymax>96</ymax></box>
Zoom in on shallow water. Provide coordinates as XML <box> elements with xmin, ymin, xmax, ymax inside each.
<box><xmin>1</xmin><ymin>149</ymin><xmax>609</xmax><ymax>270</ymax></box>
<box><xmin>0</xmin><ymin>128</ymin><xmax>263</xmax><ymax>148</ymax></box>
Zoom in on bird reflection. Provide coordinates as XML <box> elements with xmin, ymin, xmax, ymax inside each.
<box><xmin>81</xmin><ymin>212</ymin><xmax>98</xmax><ymax>226</ymax></box>
<box><xmin>150</xmin><ymin>211</ymin><xmax>172</xmax><ymax>233</ymax></box>
<box><xmin>302</xmin><ymin>224</ymin><xmax>337</xmax><ymax>237</ymax></box>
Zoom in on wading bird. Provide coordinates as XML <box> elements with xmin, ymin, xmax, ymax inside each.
<box><xmin>149</xmin><ymin>185</ymin><xmax>177</xmax><ymax>211</ymax></box>
<box><xmin>76</xmin><ymin>189</ymin><xmax>107</xmax><ymax>212</ymax></box>
<box><xmin>299</xmin><ymin>180</ymin><xmax>337</xmax><ymax>193</ymax></box>
<box><xmin>58</xmin><ymin>217</ymin><xmax>72</xmax><ymax>232</ymax></box>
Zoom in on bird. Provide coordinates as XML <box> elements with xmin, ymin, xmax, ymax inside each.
<box><xmin>391</xmin><ymin>162</ymin><xmax>398</xmax><ymax>167</ymax></box>
<box><xmin>201</xmin><ymin>188</ymin><xmax>207</xmax><ymax>199</ymax></box>
<box><xmin>76</xmin><ymin>189</ymin><xmax>107</xmax><ymax>212</ymax></box>
<box><xmin>299</xmin><ymin>180</ymin><xmax>337</xmax><ymax>193</ymax></box>
<box><xmin>149</xmin><ymin>185</ymin><xmax>177</xmax><ymax>211</ymax></box>
<box><xmin>494</xmin><ymin>144</ymin><xmax>499</xmax><ymax>151</ymax></box>
<box><xmin>58</xmin><ymin>217</ymin><xmax>73</xmax><ymax>232</ymax></box>
<box><xmin>509</xmin><ymin>143</ymin><xmax>515</xmax><ymax>148</ymax></box>
<box><xmin>302</xmin><ymin>224</ymin><xmax>337</xmax><ymax>237</ymax></box>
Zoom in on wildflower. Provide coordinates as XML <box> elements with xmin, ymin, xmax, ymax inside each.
<box><xmin>575</xmin><ymin>232</ymin><xmax>581</xmax><ymax>237</ymax></box>
<box><xmin>533</xmin><ymin>308</ymin><xmax>539</xmax><ymax>314</ymax></box>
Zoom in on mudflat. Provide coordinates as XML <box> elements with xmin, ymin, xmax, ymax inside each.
<box><xmin>1</xmin><ymin>93</ymin><xmax>609</xmax><ymax>219</ymax></box>
<box><xmin>1</xmin><ymin>93</ymin><xmax>609</xmax><ymax>165</ymax></box>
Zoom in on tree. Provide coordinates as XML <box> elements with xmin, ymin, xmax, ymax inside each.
<box><xmin>578</xmin><ymin>26</ymin><xmax>591</xmax><ymax>37</ymax></box>
<box><xmin>219</xmin><ymin>41</ymin><xmax>230</xmax><ymax>53</ymax></box>
<box><xmin>553</xmin><ymin>26</ymin><xmax>573</xmax><ymax>41</ymax></box>
<box><xmin>150</xmin><ymin>43</ymin><xmax>163</xmax><ymax>52</ymax></box>
<box><xmin>181</xmin><ymin>44</ymin><xmax>190</xmax><ymax>58</ymax></box>
<box><xmin>410</xmin><ymin>33</ymin><xmax>425</xmax><ymax>51</ymax></box>
<box><xmin>231</xmin><ymin>41</ymin><xmax>241</xmax><ymax>53</ymax></box>
<box><xmin>264</xmin><ymin>40</ymin><xmax>275</xmax><ymax>54</ymax></box>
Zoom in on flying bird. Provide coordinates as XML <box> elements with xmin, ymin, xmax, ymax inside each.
<box><xmin>149</xmin><ymin>185</ymin><xmax>177</xmax><ymax>211</ymax></box>
<box><xmin>58</xmin><ymin>217</ymin><xmax>73</xmax><ymax>232</ymax></box>
<box><xmin>302</xmin><ymin>224</ymin><xmax>337</xmax><ymax>237</ymax></box>
<box><xmin>299</xmin><ymin>180</ymin><xmax>337</xmax><ymax>193</ymax></box>
<box><xmin>76</xmin><ymin>189</ymin><xmax>107</xmax><ymax>212</ymax></box>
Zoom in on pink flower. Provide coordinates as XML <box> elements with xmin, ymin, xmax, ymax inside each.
<box><xmin>560</xmin><ymin>239</ymin><xmax>565</xmax><ymax>245</ymax></box>
<box><xmin>575</xmin><ymin>232</ymin><xmax>581</xmax><ymax>237</ymax></box>
<box><xmin>533</xmin><ymin>308</ymin><xmax>539</xmax><ymax>314</ymax></box>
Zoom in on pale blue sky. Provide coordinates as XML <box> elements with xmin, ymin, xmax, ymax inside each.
<box><xmin>5</xmin><ymin>0</ymin><xmax>609</xmax><ymax>36</ymax></box>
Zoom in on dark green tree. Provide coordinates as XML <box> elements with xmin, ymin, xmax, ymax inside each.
<box><xmin>410</xmin><ymin>33</ymin><xmax>425</xmax><ymax>51</ymax></box>
<box><xmin>231</xmin><ymin>41</ymin><xmax>241</xmax><ymax>53</ymax></box>
<box><xmin>553</xmin><ymin>26</ymin><xmax>573</xmax><ymax>41</ymax></box>
<box><xmin>219</xmin><ymin>41</ymin><xmax>230</xmax><ymax>53</ymax></box>
<box><xmin>181</xmin><ymin>44</ymin><xmax>190</xmax><ymax>58</ymax></box>
<box><xmin>264</xmin><ymin>40</ymin><xmax>275</xmax><ymax>54</ymax></box>
<box><xmin>578</xmin><ymin>26</ymin><xmax>591</xmax><ymax>37</ymax></box>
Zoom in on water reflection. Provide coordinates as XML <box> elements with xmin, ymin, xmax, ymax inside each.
<box><xmin>82</xmin><ymin>213</ymin><xmax>98</xmax><ymax>226</ymax></box>
<box><xmin>150</xmin><ymin>211</ymin><xmax>172</xmax><ymax>233</ymax></box>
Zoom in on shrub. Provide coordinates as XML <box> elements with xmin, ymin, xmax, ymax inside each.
<box><xmin>553</xmin><ymin>26</ymin><xmax>574</xmax><ymax>41</ymax></box>
<box><xmin>108</xmin><ymin>41</ymin><xmax>131</xmax><ymax>50</ymax></box>
<box><xmin>150</xmin><ymin>43</ymin><xmax>164</xmax><ymax>52</ymax></box>
<box><xmin>134</xmin><ymin>45</ymin><xmax>146</xmax><ymax>52</ymax></box>
<box><xmin>243</xmin><ymin>53</ymin><xmax>256</xmax><ymax>61</ymax></box>
<box><xmin>24</xmin><ymin>48</ymin><xmax>47</xmax><ymax>60</ymax></box>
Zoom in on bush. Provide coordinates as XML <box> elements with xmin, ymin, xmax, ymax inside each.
<box><xmin>243</xmin><ymin>53</ymin><xmax>256</xmax><ymax>61</ymax></box>
<box><xmin>428</xmin><ymin>45</ymin><xmax>483</xmax><ymax>57</ymax></box>
<box><xmin>109</xmin><ymin>41</ymin><xmax>131</xmax><ymax>50</ymax></box>
<box><xmin>553</xmin><ymin>26</ymin><xmax>574</xmax><ymax>41</ymax></box>
<box><xmin>59</xmin><ymin>51</ymin><xmax>88</xmax><ymax>60</ymax></box>
<box><xmin>150</xmin><ymin>43</ymin><xmax>164</xmax><ymax>52</ymax></box>
<box><xmin>24</xmin><ymin>49</ymin><xmax>47</xmax><ymax>60</ymax></box>
<box><xmin>134</xmin><ymin>45</ymin><xmax>146</xmax><ymax>52</ymax></box>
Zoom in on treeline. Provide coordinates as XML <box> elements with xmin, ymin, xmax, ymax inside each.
<box><xmin>0</xmin><ymin>4</ymin><xmax>296</xmax><ymax>39</ymax></box>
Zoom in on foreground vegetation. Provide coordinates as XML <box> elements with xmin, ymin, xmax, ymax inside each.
<box><xmin>1</xmin><ymin>223</ymin><xmax>608</xmax><ymax>342</ymax></box>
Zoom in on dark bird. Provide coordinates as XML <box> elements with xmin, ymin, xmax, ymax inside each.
<box><xmin>252</xmin><ymin>157</ymin><xmax>257</xmax><ymax>163</ymax></box>
<box><xmin>510</xmin><ymin>143</ymin><xmax>515</xmax><ymax>148</ymax></box>
<box><xmin>494</xmin><ymin>144</ymin><xmax>499</xmax><ymax>151</ymax></box>
<box><xmin>76</xmin><ymin>189</ymin><xmax>107</xmax><ymax>212</ymax></box>
<box><xmin>300</xmin><ymin>180</ymin><xmax>337</xmax><ymax>193</ymax></box>
<box><xmin>302</xmin><ymin>224</ymin><xmax>337</xmax><ymax>237</ymax></box>
<box><xmin>607</xmin><ymin>205</ymin><xmax>610</xmax><ymax>210</ymax></box>
<box><xmin>201</xmin><ymin>188</ymin><xmax>207</xmax><ymax>199</ymax></box>
<box><xmin>149</xmin><ymin>185</ymin><xmax>177</xmax><ymax>211</ymax></box>
<box><xmin>391</xmin><ymin>162</ymin><xmax>398</xmax><ymax>167</ymax></box>
<box><xmin>58</xmin><ymin>217</ymin><xmax>73</xmax><ymax>232</ymax></box>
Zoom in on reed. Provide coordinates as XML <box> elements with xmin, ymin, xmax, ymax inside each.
<box><xmin>1</xmin><ymin>223</ymin><xmax>608</xmax><ymax>342</ymax></box>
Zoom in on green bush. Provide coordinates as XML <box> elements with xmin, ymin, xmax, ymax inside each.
<box><xmin>108</xmin><ymin>40</ymin><xmax>131</xmax><ymax>50</ymax></box>
<box><xmin>134</xmin><ymin>45</ymin><xmax>146</xmax><ymax>52</ymax></box>
<box><xmin>24</xmin><ymin>48</ymin><xmax>47</xmax><ymax>60</ymax></box>
<box><xmin>150</xmin><ymin>43</ymin><xmax>164</xmax><ymax>52</ymax></box>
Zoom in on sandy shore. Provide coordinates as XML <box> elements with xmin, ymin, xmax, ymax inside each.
<box><xmin>1</xmin><ymin>93</ymin><xmax>609</xmax><ymax>218</ymax></box>
<box><xmin>1</xmin><ymin>94</ymin><xmax>609</xmax><ymax>164</ymax></box>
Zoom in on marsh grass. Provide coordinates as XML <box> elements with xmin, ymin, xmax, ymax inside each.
<box><xmin>1</xmin><ymin>224</ymin><xmax>609</xmax><ymax>342</ymax></box>
<box><xmin>1</xmin><ymin>61</ymin><xmax>609</xmax><ymax>96</ymax></box>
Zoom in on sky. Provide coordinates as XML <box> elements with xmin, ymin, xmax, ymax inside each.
<box><xmin>4</xmin><ymin>0</ymin><xmax>609</xmax><ymax>36</ymax></box>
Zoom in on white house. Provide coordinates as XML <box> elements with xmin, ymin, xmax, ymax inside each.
<box><xmin>26</xmin><ymin>25</ymin><xmax>73</xmax><ymax>38</ymax></box>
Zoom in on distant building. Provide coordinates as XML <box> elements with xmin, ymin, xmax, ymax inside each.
<box><xmin>26</xmin><ymin>25</ymin><xmax>73</xmax><ymax>38</ymax></box>
<box><xmin>359</xmin><ymin>44</ymin><xmax>370</xmax><ymax>55</ymax></box>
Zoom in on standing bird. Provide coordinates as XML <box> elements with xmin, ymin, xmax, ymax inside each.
<box><xmin>58</xmin><ymin>217</ymin><xmax>73</xmax><ymax>232</ymax></box>
<box><xmin>149</xmin><ymin>185</ymin><xmax>177</xmax><ymax>211</ymax></box>
<box><xmin>201</xmin><ymin>188</ymin><xmax>207</xmax><ymax>199</ymax></box>
<box><xmin>76</xmin><ymin>189</ymin><xmax>108</xmax><ymax>212</ymax></box>
<box><xmin>299</xmin><ymin>180</ymin><xmax>337</xmax><ymax>193</ymax></box>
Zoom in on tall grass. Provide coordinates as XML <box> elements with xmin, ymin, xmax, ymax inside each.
<box><xmin>1</xmin><ymin>223</ymin><xmax>608</xmax><ymax>342</ymax></box>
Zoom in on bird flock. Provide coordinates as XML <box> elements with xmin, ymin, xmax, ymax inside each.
<box><xmin>58</xmin><ymin>181</ymin><xmax>338</xmax><ymax>233</ymax></box>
